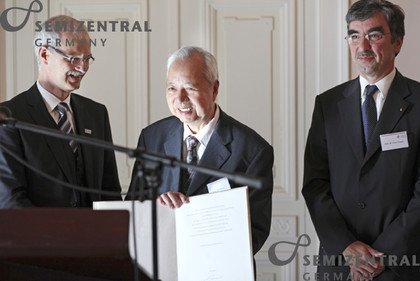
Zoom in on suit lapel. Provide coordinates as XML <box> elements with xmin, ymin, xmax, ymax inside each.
<box><xmin>163</xmin><ymin>121</ymin><xmax>184</xmax><ymax>191</ymax></box>
<box><xmin>338</xmin><ymin>79</ymin><xmax>365</xmax><ymax>164</ymax></box>
<box><xmin>26</xmin><ymin>84</ymin><xmax>76</xmax><ymax>183</ymax></box>
<box><xmin>71</xmin><ymin>95</ymin><xmax>96</xmax><ymax>187</ymax></box>
<box><xmin>187</xmin><ymin>110</ymin><xmax>232</xmax><ymax>196</ymax></box>
<box><xmin>363</xmin><ymin>71</ymin><xmax>410</xmax><ymax>164</ymax></box>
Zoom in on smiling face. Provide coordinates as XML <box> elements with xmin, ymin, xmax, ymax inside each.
<box><xmin>348</xmin><ymin>12</ymin><xmax>402</xmax><ymax>83</ymax></box>
<box><xmin>166</xmin><ymin>53</ymin><xmax>219</xmax><ymax>134</ymax></box>
<box><xmin>38</xmin><ymin>31</ymin><xmax>92</xmax><ymax>100</ymax></box>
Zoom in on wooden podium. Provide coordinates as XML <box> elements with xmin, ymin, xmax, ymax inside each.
<box><xmin>0</xmin><ymin>208</ymin><xmax>152</xmax><ymax>281</ymax></box>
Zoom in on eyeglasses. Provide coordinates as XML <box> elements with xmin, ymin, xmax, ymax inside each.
<box><xmin>46</xmin><ymin>45</ymin><xmax>95</xmax><ymax>65</ymax></box>
<box><xmin>345</xmin><ymin>32</ymin><xmax>391</xmax><ymax>44</ymax></box>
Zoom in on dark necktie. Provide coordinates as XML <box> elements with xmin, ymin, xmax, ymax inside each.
<box><xmin>56</xmin><ymin>102</ymin><xmax>77</xmax><ymax>153</ymax></box>
<box><xmin>186</xmin><ymin>135</ymin><xmax>199</xmax><ymax>176</ymax></box>
<box><xmin>362</xmin><ymin>85</ymin><xmax>378</xmax><ymax>148</ymax></box>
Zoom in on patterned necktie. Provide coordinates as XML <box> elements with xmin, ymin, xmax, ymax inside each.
<box><xmin>186</xmin><ymin>135</ymin><xmax>199</xmax><ymax>176</ymax></box>
<box><xmin>56</xmin><ymin>102</ymin><xmax>77</xmax><ymax>153</ymax></box>
<box><xmin>362</xmin><ymin>84</ymin><xmax>378</xmax><ymax>148</ymax></box>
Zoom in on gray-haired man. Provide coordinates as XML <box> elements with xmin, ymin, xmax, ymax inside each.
<box><xmin>0</xmin><ymin>15</ymin><xmax>121</xmax><ymax>208</ymax></box>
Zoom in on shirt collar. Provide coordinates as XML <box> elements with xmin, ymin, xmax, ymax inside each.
<box><xmin>183</xmin><ymin>105</ymin><xmax>220</xmax><ymax>147</ymax></box>
<box><xmin>36</xmin><ymin>81</ymin><xmax>73</xmax><ymax>113</ymax></box>
<box><xmin>359</xmin><ymin>68</ymin><xmax>396</xmax><ymax>99</ymax></box>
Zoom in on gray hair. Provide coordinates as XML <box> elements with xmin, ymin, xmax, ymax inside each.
<box><xmin>167</xmin><ymin>46</ymin><xmax>219</xmax><ymax>85</ymax></box>
<box><xmin>346</xmin><ymin>0</ymin><xmax>405</xmax><ymax>43</ymax></box>
<box><xmin>33</xmin><ymin>15</ymin><xmax>88</xmax><ymax>65</ymax></box>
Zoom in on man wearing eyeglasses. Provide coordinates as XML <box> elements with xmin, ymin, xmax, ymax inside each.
<box><xmin>303</xmin><ymin>0</ymin><xmax>420</xmax><ymax>280</ymax></box>
<box><xmin>0</xmin><ymin>15</ymin><xmax>121</xmax><ymax>208</ymax></box>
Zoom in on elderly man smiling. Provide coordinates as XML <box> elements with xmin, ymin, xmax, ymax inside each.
<box><xmin>128</xmin><ymin>46</ymin><xmax>274</xmax><ymax>257</ymax></box>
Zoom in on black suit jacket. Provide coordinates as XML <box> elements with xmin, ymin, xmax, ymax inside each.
<box><xmin>128</xmin><ymin>108</ymin><xmax>274</xmax><ymax>254</ymax></box>
<box><xmin>0</xmin><ymin>83</ymin><xmax>121</xmax><ymax>208</ymax></box>
<box><xmin>303</xmin><ymin>71</ymin><xmax>420</xmax><ymax>280</ymax></box>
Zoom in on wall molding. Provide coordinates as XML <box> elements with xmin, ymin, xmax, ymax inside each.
<box><xmin>206</xmin><ymin>0</ymin><xmax>297</xmax><ymax>200</ymax></box>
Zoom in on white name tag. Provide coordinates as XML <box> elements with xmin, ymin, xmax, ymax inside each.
<box><xmin>380</xmin><ymin>131</ymin><xmax>409</xmax><ymax>151</ymax></box>
<box><xmin>207</xmin><ymin>177</ymin><xmax>231</xmax><ymax>193</ymax></box>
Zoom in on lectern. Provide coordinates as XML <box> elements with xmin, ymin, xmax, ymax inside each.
<box><xmin>0</xmin><ymin>208</ymin><xmax>152</xmax><ymax>281</ymax></box>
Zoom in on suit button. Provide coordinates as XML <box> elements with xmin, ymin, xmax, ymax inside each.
<box><xmin>357</xmin><ymin>202</ymin><xmax>366</xmax><ymax>209</ymax></box>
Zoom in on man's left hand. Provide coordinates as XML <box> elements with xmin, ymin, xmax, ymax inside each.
<box><xmin>158</xmin><ymin>191</ymin><xmax>189</xmax><ymax>209</ymax></box>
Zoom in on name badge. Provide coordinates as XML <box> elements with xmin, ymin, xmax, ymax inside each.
<box><xmin>207</xmin><ymin>177</ymin><xmax>231</xmax><ymax>193</ymax></box>
<box><xmin>380</xmin><ymin>131</ymin><xmax>409</xmax><ymax>151</ymax></box>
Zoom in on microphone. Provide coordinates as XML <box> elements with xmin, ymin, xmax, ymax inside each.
<box><xmin>0</xmin><ymin>106</ymin><xmax>12</xmax><ymax>120</ymax></box>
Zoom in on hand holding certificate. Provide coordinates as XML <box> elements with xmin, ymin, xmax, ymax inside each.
<box><xmin>94</xmin><ymin>187</ymin><xmax>254</xmax><ymax>281</ymax></box>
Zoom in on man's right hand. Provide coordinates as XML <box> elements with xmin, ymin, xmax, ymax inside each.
<box><xmin>158</xmin><ymin>191</ymin><xmax>189</xmax><ymax>209</ymax></box>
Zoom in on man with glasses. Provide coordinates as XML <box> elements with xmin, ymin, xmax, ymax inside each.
<box><xmin>303</xmin><ymin>0</ymin><xmax>420</xmax><ymax>280</ymax></box>
<box><xmin>0</xmin><ymin>15</ymin><xmax>121</xmax><ymax>207</ymax></box>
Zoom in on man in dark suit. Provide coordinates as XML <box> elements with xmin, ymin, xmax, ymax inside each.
<box><xmin>128</xmin><ymin>46</ymin><xmax>274</xmax><ymax>255</ymax></box>
<box><xmin>303</xmin><ymin>1</ymin><xmax>420</xmax><ymax>280</ymax></box>
<box><xmin>0</xmin><ymin>15</ymin><xmax>121</xmax><ymax>208</ymax></box>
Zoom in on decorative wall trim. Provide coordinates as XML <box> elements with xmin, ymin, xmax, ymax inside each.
<box><xmin>205</xmin><ymin>0</ymin><xmax>297</xmax><ymax>199</ymax></box>
<box><xmin>50</xmin><ymin>0</ymin><xmax>149</xmax><ymax>188</ymax></box>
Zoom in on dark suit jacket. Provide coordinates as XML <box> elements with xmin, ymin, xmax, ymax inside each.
<box><xmin>0</xmin><ymin>83</ymin><xmax>121</xmax><ymax>208</ymax></box>
<box><xmin>128</xmin><ymin>108</ymin><xmax>274</xmax><ymax>254</ymax></box>
<box><xmin>302</xmin><ymin>71</ymin><xmax>420</xmax><ymax>280</ymax></box>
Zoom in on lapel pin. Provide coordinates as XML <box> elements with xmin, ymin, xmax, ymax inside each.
<box><xmin>400</xmin><ymin>108</ymin><xmax>403</xmax><ymax>112</ymax></box>
<box><xmin>84</xmin><ymin>128</ymin><xmax>92</xmax><ymax>134</ymax></box>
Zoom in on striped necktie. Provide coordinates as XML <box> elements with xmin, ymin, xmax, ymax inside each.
<box><xmin>186</xmin><ymin>135</ymin><xmax>199</xmax><ymax>176</ymax></box>
<box><xmin>56</xmin><ymin>102</ymin><xmax>77</xmax><ymax>153</ymax></box>
<box><xmin>362</xmin><ymin>84</ymin><xmax>378</xmax><ymax>148</ymax></box>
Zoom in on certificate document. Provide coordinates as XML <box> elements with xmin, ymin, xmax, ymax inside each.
<box><xmin>93</xmin><ymin>186</ymin><xmax>254</xmax><ymax>281</ymax></box>
<box><xmin>175</xmin><ymin>186</ymin><xmax>254</xmax><ymax>281</ymax></box>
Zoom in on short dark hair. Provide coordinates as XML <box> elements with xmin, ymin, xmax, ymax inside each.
<box><xmin>346</xmin><ymin>0</ymin><xmax>405</xmax><ymax>43</ymax></box>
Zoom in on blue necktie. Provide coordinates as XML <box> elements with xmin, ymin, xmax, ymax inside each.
<box><xmin>362</xmin><ymin>85</ymin><xmax>378</xmax><ymax>148</ymax></box>
<box><xmin>56</xmin><ymin>102</ymin><xmax>77</xmax><ymax>153</ymax></box>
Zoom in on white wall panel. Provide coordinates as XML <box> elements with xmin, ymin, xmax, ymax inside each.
<box><xmin>299</xmin><ymin>0</ymin><xmax>349</xmax><ymax>279</ymax></box>
<box><xmin>50</xmin><ymin>0</ymin><xmax>149</xmax><ymax>190</ymax></box>
<box><xmin>203</xmin><ymin>1</ymin><xmax>300</xmax><ymax>279</ymax></box>
<box><xmin>5</xmin><ymin>0</ymin><xmax>49</xmax><ymax>100</ymax></box>
<box><xmin>207</xmin><ymin>1</ymin><xmax>296</xmax><ymax>201</ymax></box>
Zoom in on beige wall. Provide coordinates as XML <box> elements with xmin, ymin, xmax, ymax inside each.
<box><xmin>0</xmin><ymin>0</ymin><xmax>5</xmax><ymax>102</ymax></box>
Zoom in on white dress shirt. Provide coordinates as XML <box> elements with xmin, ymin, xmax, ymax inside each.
<box><xmin>183</xmin><ymin>106</ymin><xmax>220</xmax><ymax>162</ymax></box>
<box><xmin>37</xmin><ymin>81</ymin><xmax>76</xmax><ymax>131</ymax></box>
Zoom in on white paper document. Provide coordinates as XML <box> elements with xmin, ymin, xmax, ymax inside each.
<box><xmin>175</xmin><ymin>187</ymin><xmax>254</xmax><ymax>281</ymax></box>
<box><xmin>93</xmin><ymin>186</ymin><xmax>253</xmax><ymax>281</ymax></box>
